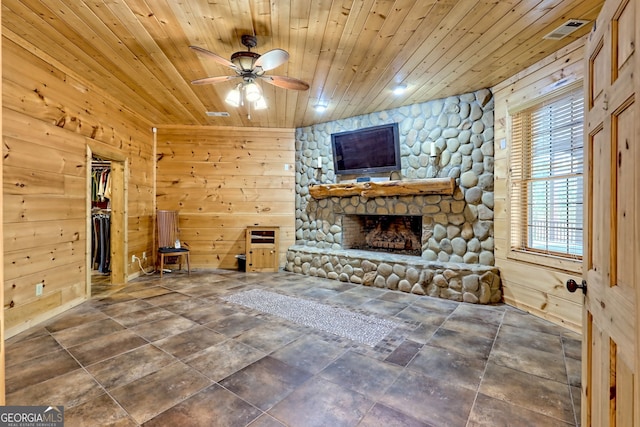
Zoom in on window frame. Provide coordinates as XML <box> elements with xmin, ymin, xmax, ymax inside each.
<box><xmin>507</xmin><ymin>82</ymin><xmax>584</xmax><ymax>274</ymax></box>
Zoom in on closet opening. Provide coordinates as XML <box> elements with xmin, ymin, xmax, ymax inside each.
<box><xmin>91</xmin><ymin>158</ymin><xmax>112</xmax><ymax>293</ymax></box>
<box><xmin>86</xmin><ymin>146</ymin><xmax>127</xmax><ymax>297</ymax></box>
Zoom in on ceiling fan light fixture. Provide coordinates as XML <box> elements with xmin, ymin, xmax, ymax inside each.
<box><xmin>393</xmin><ymin>84</ymin><xmax>407</xmax><ymax>95</ymax></box>
<box><xmin>225</xmin><ymin>87</ymin><xmax>242</xmax><ymax>107</ymax></box>
<box><xmin>244</xmin><ymin>82</ymin><xmax>263</xmax><ymax>102</ymax></box>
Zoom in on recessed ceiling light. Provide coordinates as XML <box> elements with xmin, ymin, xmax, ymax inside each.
<box><xmin>314</xmin><ymin>103</ymin><xmax>328</xmax><ymax>113</ymax></box>
<box><xmin>393</xmin><ymin>84</ymin><xmax>407</xmax><ymax>95</ymax></box>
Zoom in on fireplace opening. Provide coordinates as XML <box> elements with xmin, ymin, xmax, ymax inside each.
<box><xmin>342</xmin><ymin>215</ymin><xmax>422</xmax><ymax>256</ymax></box>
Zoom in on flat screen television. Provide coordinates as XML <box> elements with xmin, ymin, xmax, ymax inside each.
<box><xmin>331</xmin><ymin>123</ymin><xmax>401</xmax><ymax>175</ymax></box>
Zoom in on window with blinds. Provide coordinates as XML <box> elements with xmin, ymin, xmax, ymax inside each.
<box><xmin>510</xmin><ymin>86</ymin><xmax>584</xmax><ymax>260</ymax></box>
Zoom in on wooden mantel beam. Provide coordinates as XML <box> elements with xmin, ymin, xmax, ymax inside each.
<box><xmin>309</xmin><ymin>178</ymin><xmax>456</xmax><ymax>199</ymax></box>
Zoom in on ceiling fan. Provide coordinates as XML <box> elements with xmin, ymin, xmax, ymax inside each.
<box><xmin>189</xmin><ymin>35</ymin><xmax>310</xmax><ymax>92</ymax></box>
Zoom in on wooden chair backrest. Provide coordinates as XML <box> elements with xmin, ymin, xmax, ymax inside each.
<box><xmin>157</xmin><ymin>210</ymin><xmax>179</xmax><ymax>248</ymax></box>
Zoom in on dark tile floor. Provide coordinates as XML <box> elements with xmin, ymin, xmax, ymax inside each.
<box><xmin>6</xmin><ymin>270</ymin><xmax>582</xmax><ymax>426</ymax></box>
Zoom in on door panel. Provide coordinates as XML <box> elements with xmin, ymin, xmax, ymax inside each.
<box><xmin>614</xmin><ymin>102</ymin><xmax>634</xmax><ymax>293</ymax></box>
<box><xmin>589</xmin><ymin>40</ymin><xmax>606</xmax><ymax>108</ymax></box>
<box><xmin>616</xmin><ymin>353</ymin><xmax>634</xmax><ymax>426</ymax></box>
<box><xmin>613</xmin><ymin>0</ymin><xmax>634</xmax><ymax>77</ymax></box>
<box><xmin>587</xmin><ymin>128</ymin><xmax>608</xmax><ymax>278</ymax></box>
<box><xmin>583</xmin><ymin>0</ymin><xmax>639</xmax><ymax>425</ymax></box>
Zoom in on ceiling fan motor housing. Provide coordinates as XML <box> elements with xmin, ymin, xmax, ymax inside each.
<box><xmin>231</xmin><ymin>35</ymin><xmax>261</xmax><ymax>71</ymax></box>
<box><xmin>231</xmin><ymin>51</ymin><xmax>260</xmax><ymax>72</ymax></box>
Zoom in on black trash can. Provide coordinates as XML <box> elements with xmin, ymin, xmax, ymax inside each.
<box><xmin>235</xmin><ymin>254</ymin><xmax>246</xmax><ymax>272</ymax></box>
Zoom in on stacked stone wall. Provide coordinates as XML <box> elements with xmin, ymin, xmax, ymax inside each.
<box><xmin>290</xmin><ymin>88</ymin><xmax>501</xmax><ymax>303</ymax></box>
<box><xmin>285</xmin><ymin>246</ymin><xmax>501</xmax><ymax>304</ymax></box>
<box><xmin>294</xmin><ymin>88</ymin><xmax>495</xmax><ymax>265</ymax></box>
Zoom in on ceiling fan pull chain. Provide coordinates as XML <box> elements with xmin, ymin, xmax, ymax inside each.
<box><xmin>246</xmin><ymin>85</ymin><xmax>251</xmax><ymax>120</ymax></box>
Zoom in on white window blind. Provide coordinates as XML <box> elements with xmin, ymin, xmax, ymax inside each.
<box><xmin>510</xmin><ymin>87</ymin><xmax>584</xmax><ymax>259</ymax></box>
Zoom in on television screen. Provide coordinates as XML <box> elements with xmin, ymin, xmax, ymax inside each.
<box><xmin>331</xmin><ymin>123</ymin><xmax>401</xmax><ymax>175</ymax></box>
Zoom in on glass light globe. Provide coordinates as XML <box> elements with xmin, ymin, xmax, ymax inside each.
<box><xmin>244</xmin><ymin>82</ymin><xmax>262</xmax><ymax>102</ymax></box>
<box><xmin>225</xmin><ymin>87</ymin><xmax>241</xmax><ymax>107</ymax></box>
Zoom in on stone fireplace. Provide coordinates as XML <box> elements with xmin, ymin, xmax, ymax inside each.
<box><xmin>287</xmin><ymin>88</ymin><xmax>501</xmax><ymax>304</ymax></box>
<box><xmin>342</xmin><ymin>214</ymin><xmax>423</xmax><ymax>256</ymax></box>
<box><xmin>296</xmin><ymin>181</ymin><xmax>487</xmax><ymax>264</ymax></box>
<box><xmin>285</xmin><ymin>179</ymin><xmax>501</xmax><ymax>304</ymax></box>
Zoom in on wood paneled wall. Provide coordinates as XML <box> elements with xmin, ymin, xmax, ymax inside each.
<box><xmin>0</xmin><ymin>7</ymin><xmax>5</xmax><ymax>402</ymax></box>
<box><xmin>2</xmin><ymin>33</ymin><xmax>155</xmax><ymax>337</ymax></box>
<box><xmin>3</xmin><ymin>11</ymin><xmax>589</xmax><ymax>342</ymax></box>
<box><xmin>492</xmin><ymin>37</ymin><xmax>586</xmax><ymax>332</ymax></box>
<box><xmin>155</xmin><ymin>126</ymin><xmax>295</xmax><ymax>269</ymax></box>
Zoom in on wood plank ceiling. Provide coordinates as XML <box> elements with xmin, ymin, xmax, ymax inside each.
<box><xmin>2</xmin><ymin>0</ymin><xmax>603</xmax><ymax>129</ymax></box>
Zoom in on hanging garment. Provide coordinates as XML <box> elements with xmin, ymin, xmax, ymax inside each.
<box><xmin>92</xmin><ymin>213</ymin><xmax>111</xmax><ymax>274</ymax></box>
<box><xmin>103</xmin><ymin>169</ymin><xmax>112</xmax><ymax>201</ymax></box>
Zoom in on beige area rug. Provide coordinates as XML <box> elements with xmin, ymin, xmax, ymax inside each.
<box><xmin>223</xmin><ymin>289</ymin><xmax>401</xmax><ymax>346</ymax></box>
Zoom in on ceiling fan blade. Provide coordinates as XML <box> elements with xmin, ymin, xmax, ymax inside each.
<box><xmin>189</xmin><ymin>45</ymin><xmax>238</xmax><ymax>70</ymax></box>
<box><xmin>191</xmin><ymin>75</ymin><xmax>238</xmax><ymax>85</ymax></box>
<box><xmin>261</xmin><ymin>75</ymin><xmax>310</xmax><ymax>91</ymax></box>
<box><xmin>254</xmin><ymin>49</ymin><xmax>289</xmax><ymax>71</ymax></box>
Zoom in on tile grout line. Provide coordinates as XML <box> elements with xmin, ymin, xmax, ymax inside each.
<box><xmin>464</xmin><ymin>307</ymin><xmax>506</xmax><ymax>427</ymax></box>
<box><xmin>561</xmin><ymin>333</ymin><xmax>581</xmax><ymax>427</ymax></box>
<box><xmin>48</xmin><ymin>326</ymin><xmax>138</xmax><ymax>425</ymax></box>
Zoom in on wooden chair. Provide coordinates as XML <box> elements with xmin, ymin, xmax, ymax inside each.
<box><xmin>157</xmin><ymin>210</ymin><xmax>190</xmax><ymax>277</ymax></box>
